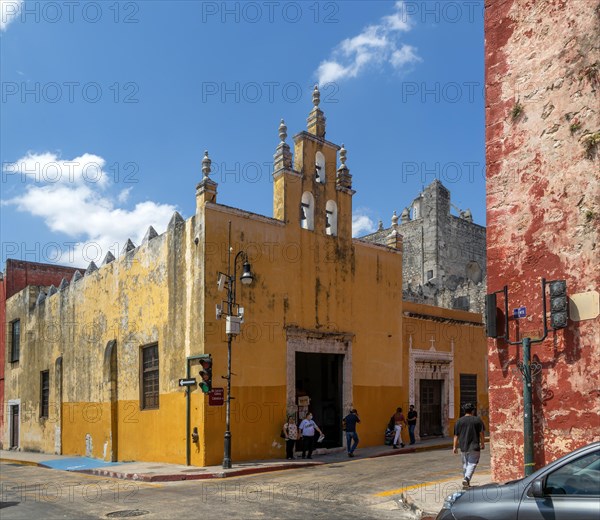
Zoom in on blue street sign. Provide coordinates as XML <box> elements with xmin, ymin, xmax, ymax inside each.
<box><xmin>513</xmin><ymin>306</ymin><xmax>527</xmax><ymax>318</ymax></box>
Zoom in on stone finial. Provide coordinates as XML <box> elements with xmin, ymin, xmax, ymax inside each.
<box><xmin>85</xmin><ymin>261</ymin><xmax>98</xmax><ymax>275</ymax></box>
<box><xmin>273</xmin><ymin>120</ymin><xmax>293</xmax><ymax>173</ymax></box>
<box><xmin>339</xmin><ymin>144</ymin><xmax>347</xmax><ymax>169</ymax></box>
<box><xmin>312</xmin><ymin>84</ymin><xmax>320</xmax><ymax>107</ymax></box>
<box><xmin>401</xmin><ymin>207</ymin><xmax>410</xmax><ymax>223</ymax></box>
<box><xmin>48</xmin><ymin>285</ymin><xmax>58</xmax><ymax>297</ymax></box>
<box><xmin>463</xmin><ymin>208</ymin><xmax>473</xmax><ymax>222</ymax></box>
<box><xmin>36</xmin><ymin>291</ymin><xmax>46</xmax><ymax>306</ymax></box>
<box><xmin>143</xmin><ymin>226</ymin><xmax>158</xmax><ymax>244</ymax></box>
<box><xmin>197</xmin><ymin>150</ymin><xmax>218</xmax><ymax>204</ymax></box>
<box><xmin>201</xmin><ymin>150</ymin><xmax>212</xmax><ymax>179</ymax></box>
<box><xmin>102</xmin><ymin>251</ymin><xmax>116</xmax><ymax>265</ymax></box>
<box><xmin>72</xmin><ymin>270</ymin><xmax>82</xmax><ymax>282</ymax></box>
<box><xmin>378</xmin><ymin>219</ymin><xmax>384</xmax><ymax>231</ymax></box>
<box><xmin>307</xmin><ymin>85</ymin><xmax>326</xmax><ymax>138</ymax></box>
<box><xmin>391</xmin><ymin>210</ymin><xmax>399</xmax><ymax>228</ymax></box>
<box><xmin>121</xmin><ymin>239</ymin><xmax>136</xmax><ymax>256</ymax></box>
<box><xmin>58</xmin><ymin>278</ymin><xmax>69</xmax><ymax>291</ymax></box>
<box><xmin>279</xmin><ymin>119</ymin><xmax>287</xmax><ymax>143</ymax></box>
<box><xmin>336</xmin><ymin>144</ymin><xmax>353</xmax><ymax>192</ymax></box>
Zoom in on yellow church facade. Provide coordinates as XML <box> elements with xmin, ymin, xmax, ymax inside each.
<box><xmin>4</xmin><ymin>90</ymin><xmax>488</xmax><ymax>466</ymax></box>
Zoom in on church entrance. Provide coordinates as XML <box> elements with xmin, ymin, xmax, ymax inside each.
<box><xmin>419</xmin><ymin>379</ymin><xmax>443</xmax><ymax>437</ymax></box>
<box><xmin>295</xmin><ymin>352</ymin><xmax>343</xmax><ymax>448</ymax></box>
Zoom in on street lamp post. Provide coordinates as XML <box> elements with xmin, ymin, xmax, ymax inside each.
<box><xmin>217</xmin><ymin>221</ymin><xmax>254</xmax><ymax>469</ymax></box>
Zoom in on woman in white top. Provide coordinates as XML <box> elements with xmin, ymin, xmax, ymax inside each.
<box><xmin>299</xmin><ymin>412</ymin><xmax>322</xmax><ymax>459</ymax></box>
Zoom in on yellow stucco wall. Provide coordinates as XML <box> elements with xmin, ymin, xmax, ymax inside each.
<box><xmin>3</xmin><ymin>106</ymin><xmax>488</xmax><ymax>466</ymax></box>
<box><xmin>403</xmin><ymin>301</ymin><xmax>489</xmax><ymax>436</ymax></box>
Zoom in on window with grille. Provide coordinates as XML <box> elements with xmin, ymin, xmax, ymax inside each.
<box><xmin>141</xmin><ymin>344</ymin><xmax>159</xmax><ymax>410</ymax></box>
<box><xmin>40</xmin><ymin>370</ymin><xmax>50</xmax><ymax>418</ymax></box>
<box><xmin>459</xmin><ymin>374</ymin><xmax>477</xmax><ymax>416</ymax></box>
<box><xmin>10</xmin><ymin>319</ymin><xmax>20</xmax><ymax>363</ymax></box>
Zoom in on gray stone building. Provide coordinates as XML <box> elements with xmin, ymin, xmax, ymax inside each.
<box><xmin>361</xmin><ymin>180</ymin><xmax>486</xmax><ymax>313</ymax></box>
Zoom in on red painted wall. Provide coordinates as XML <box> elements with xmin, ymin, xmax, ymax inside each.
<box><xmin>485</xmin><ymin>0</ymin><xmax>600</xmax><ymax>481</ymax></box>
<box><xmin>1</xmin><ymin>259</ymin><xmax>80</xmax><ymax>447</ymax></box>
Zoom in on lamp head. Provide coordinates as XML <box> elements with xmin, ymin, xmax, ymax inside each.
<box><xmin>240</xmin><ymin>261</ymin><xmax>253</xmax><ymax>285</ymax></box>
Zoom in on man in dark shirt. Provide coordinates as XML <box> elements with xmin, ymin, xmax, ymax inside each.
<box><xmin>343</xmin><ymin>409</ymin><xmax>360</xmax><ymax>457</ymax></box>
<box><xmin>453</xmin><ymin>404</ymin><xmax>485</xmax><ymax>488</ymax></box>
<box><xmin>407</xmin><ymin>405</ymin><xmax>418</xmax><ymax>445</ymax></box>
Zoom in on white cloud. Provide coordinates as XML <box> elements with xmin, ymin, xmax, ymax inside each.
<box><xmin>1</xmin><ymin>0</ymin><xmax>23</xmax><ymax>32</ymax></box>
<box><xmin>315</xmin><ymin>1</ymin><xmax>420</xmax><ymax>85</ymax></box>
<box><xmin>391</xmin><ymin>45</ymin><xmax>421</xmax><ymax>68</ymax></box>
<box><xmin>352</xmin><ymin>213</ymin><xmax>376</xmax><ymax>237</ymax></box>
<box><xmin>3</xmin><ymin>152</ymin><xmax>178</xmax><ymax>266</ymax></box>
<box><xmin>5</xmin><ymin>152</ymin><xmax>111</xmax><ymax>188</ymax></box>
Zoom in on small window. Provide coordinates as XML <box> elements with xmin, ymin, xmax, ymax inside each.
<box><xmin>427</xmin><ymin>270</ymin><xmax>434</xmax><ymax>281</ymax></box>
<box><xmin>40</xmin><ymin>370</ymin><xmax>50</xmax><ymax>418</ymax></box>
<box><xmin>315</xmin><ymin>151</ymin><xmax>326</xmax><ymax>183</ymax></box>
<box><xmin>141</xmin><ymin>344</ymin><xmax>159</xmax><ymax>410</ymax></box>
<box><xmin>325</xmin><ymin>200</ymin><xmax>338</xmax><ymax>236</ymax></box>
<box><xmin>10</xmin><ymin>319</ymin><xmax>20</xmax><ymax>363</ymax></box>
<box><xmin>459</xmin><ymin>374</ymin><xmax>477</xmax><ymax>417</ymax></box>
<box><xmin>300</xmin><ymin>192</ymin><xmax>315</xmax><ymax>231</ymax></box>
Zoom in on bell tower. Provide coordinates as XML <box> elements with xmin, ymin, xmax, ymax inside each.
<box><xmin>273</xmin><ymin>85</ymin><xmax>355</xmax><ymax>239</ymax></box>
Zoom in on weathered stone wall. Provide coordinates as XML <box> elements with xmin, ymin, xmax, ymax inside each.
<box><xmin>363</xmin><ymin>180</ymin><xmax>487</xmax><ymax>314</ymax></box>
<box><xmin>486</xmin><ymin>0</ymin><xmax>600</xmax><ymax>481</ymax></box>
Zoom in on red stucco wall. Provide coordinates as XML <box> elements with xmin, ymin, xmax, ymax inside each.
<box><xmin>1</xmin><ymin>259</ymin><xmax>80</xmax><ymax>447</ymax></box>
<box><xmin>485</xmin><ymin>0</ymin><xmax>600</xmax><ymax>481</ymax></box>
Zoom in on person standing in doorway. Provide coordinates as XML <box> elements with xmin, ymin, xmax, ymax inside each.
<box><xmin>453</xmin><ymin>404</ymin><xmax>485</xmax><ymax>488</ymax></box>
<box><xmin>299</xmin><ymin>412</ymin><xmax>322</xmax><ymax>459</ymax></box>
<box><xmin>407</xmin><ymin>404</ymin><xmax>418</xmax><ymax>445</ymax></box>
<box><xmin>343</xmin><ymin>409</ymin><xmax>360</xmax><ymax>457</ymax></box>
<box><xmin>392</xmin><ymin>407</ymin><xmax>407</xmax><ymax>448</ymax></box>
<box><xmin>282</xmin><ymin>416</ymin><xmax>299</xmax><ymax>460</ymax></box>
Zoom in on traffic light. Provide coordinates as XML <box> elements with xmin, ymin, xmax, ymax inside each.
<box><xmin>485</xmin><ymin>293</ymin><xmax>498</xmax><ymax>338</ymax></box>
<box><xmin>549</xmin><ymin>280</ymin><xmax>568</xmax><ymax>329</ymax></box>
<box><xmin>199</xmin><ymin>355</ymin><xmax>212</xmax><ymax>393</ymax></box>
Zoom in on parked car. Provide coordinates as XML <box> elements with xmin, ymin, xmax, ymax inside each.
<box><xmin>436</xmin><ymin>441</ymin><xmax>600</xmax><ymax>520</ymax></box>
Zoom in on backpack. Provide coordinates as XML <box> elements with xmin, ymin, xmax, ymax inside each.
<box><xmin>387</xmin><ymin>415</ymin><xmax>395</xmax><ymax>430</ymax></box>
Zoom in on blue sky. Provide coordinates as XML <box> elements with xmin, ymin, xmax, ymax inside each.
<box><xmin>1</xmin><ymin>0</ymin><xmax>484</xmax><ymax>268</ymax></box>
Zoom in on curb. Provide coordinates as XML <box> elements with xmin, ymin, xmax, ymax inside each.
<box><xmin>0</xmin><ymin>457</ymin><xmax>41</xmax><ymax>467</ymax></box>
<box><xmin>77</xmin><ymin>461</ymin><xmax>324</xmax><ymax>482</ymax></box>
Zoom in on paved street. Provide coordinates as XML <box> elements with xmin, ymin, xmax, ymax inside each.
<box><xmin>1</xmin><ymin>448</ymin><xmax>490</xmax><ymax>519</ymax></box>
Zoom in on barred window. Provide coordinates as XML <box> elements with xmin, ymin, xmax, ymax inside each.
<box><xmin>40</xmin><ymin>370</ymin><xmax>50</xmax><ymax>418</ymax></box>
<box><xmin>141</xmin><ymin>344</ymin><xmax>159</xmax><ymax>410</ymax></box>
<box><xmin>459</xmin><ymin>374</ymin><xmax>477</xmax><ymax>416</ymax></box>
<box><xmin>10</xmin><ymin>319</ymin><xmax>20</xmax><ymax>363</ymax></box>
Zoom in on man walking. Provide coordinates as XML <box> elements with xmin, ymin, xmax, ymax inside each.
<box><xmin>407</xmin><ymin>404</ymin><xmax>418</xmax><ymax>445</ymax></box>
<box><xmin>343</xmin><ymin>408</ymin><xmax>360</xmax><ymax>457</ymax></box>
<box><xmin>453</xmin><ymin>404</ymin><xmax>485</xmax><ymax>488</ymax></box>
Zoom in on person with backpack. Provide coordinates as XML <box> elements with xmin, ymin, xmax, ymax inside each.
<box><xmin>343</xmin><ymin>408</ymin><xmax>360</xmax><ymax>457</ymax></box>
